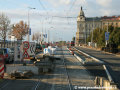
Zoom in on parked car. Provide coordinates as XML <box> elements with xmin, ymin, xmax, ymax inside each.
<box><xmin>35</xmin><ymin>44</ymin><xmax>42</xmax><ymax>54</ymax></box>
<box><xmin>0</xmin><ymin>48</ymin><xmax>14</xmax><ymax>63</ymax></box>
<box><xmin>0</xmin><ymin>49</ymin><xmax>5</xmax><ymax>62</ymax></box>
<box><xmin>10</xmin><ymin>47</ymin><xmax>14</xmax><ymax>54</ymax></box>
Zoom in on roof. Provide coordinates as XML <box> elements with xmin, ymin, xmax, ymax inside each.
<box><xmin>78</xmin><ymin>6</ymin><xmax>85</xmax><ymax>17</ymax></box>
<box><xmin>86</xmin><ymin>17</ymin><xmax>102</xmax><ymax>21</ymax></box>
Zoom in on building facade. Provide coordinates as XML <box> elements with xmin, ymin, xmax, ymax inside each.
<box><xmin>76</xmin><ymin>7</ymin><xmax>102</xmax><ymax>46</ymax></box>
<box><xmin>76</xmin><ymin>7</ymin><xmax>120</xmax><ymax>46</ymax></box>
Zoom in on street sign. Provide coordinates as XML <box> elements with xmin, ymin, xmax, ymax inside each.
<box><xmin>23</xmin><ymin>41</ymin><xmax>30</xmax><ymax>59</ymax></box>
<box><xmin>27</xmin><ymin>42</ymin><xmax>36</xmax><ymax>56</ymax></box>
<box><xmin>105</xmin><ymin>32</ymin><xmax>110</xmax><ymax>41</ymax></box>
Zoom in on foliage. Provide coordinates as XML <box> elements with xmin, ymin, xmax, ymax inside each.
<box><xmin>87</xmin><ymin>25</ymin><xmax>120</xmax><ymax>48</ymax></box>
<box><xmin>12</xmin><ymin>21</ymin><xmax>28</xmax><ymax>40</ymax></box>
<box><xmin>97</xmin><ymin>29</ymin><xmax>105</xmax><ymax>47</ymax></box>
<box><xmin>109</xmin><ymin>27</ymin><xmax>120</xmax><ymax>46</ymax></box>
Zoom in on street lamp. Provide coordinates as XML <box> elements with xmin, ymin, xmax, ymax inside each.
<box><xmin>48</xmin><ymin>27</ymin><xmax>54</xmax><ymax>43</ymax></box>
<box><xmin>28</xmin><ymin>7</ymin><xmax>36</xmax><ymax>42</ymax></box>
<box><xmin>91</xmin><ymin>17</ymin><xmax>94</xmax><ymax>46</ymax></box>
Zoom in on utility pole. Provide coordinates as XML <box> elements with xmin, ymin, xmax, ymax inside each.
<box><xmin>27</xmin><ymin>7</ymin><xmax>36</xmax><ymax>42</ymax></box>
<box><xmin>48</xmin><ymin>29</ymin><xmax>49</xmax><ymax>43</ymax></box>
<box><xmin>106</xmin><ymin>22</ymin><xmax>109</xmax><ymax>46</ymax></box>
<box><xmin>41</xmin><ymin>21</ymin><xmax>43</xmax><ymax>44</ymax></box>
<box><xmin>84</xmin><ymin>22</ymin><xmax>86</xmax><ymax>45</ymax></box>
<box><xmin>91</xmin><ymin>18</ymin><xmax>94</xmax><ymax>47</ymax></box>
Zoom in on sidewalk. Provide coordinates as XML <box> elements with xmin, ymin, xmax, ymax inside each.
<box><xmin>79</xmin><ymin>46</ymin><xmax>120</xmax><ymax>57</ymax></box>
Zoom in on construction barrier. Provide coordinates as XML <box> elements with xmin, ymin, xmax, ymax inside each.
<box><xmin>95</xmin><ymin>76</ymin><xmax>118</xmax><ymax>90</ymax></box>
<box><xmin>0</xmin><ymin>58</ymin><xmax>4</xmax><ymax>79</ymax></box>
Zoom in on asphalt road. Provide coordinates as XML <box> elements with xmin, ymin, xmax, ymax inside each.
<box><xmin>0</xmin><ymin>46</ymin><xmax>95</xmax><ymax>90</ymax></box>
<box><xmin>76</xmin><ymin>46</ymin><xmax>120</xmax><ymax>88</ymax></box>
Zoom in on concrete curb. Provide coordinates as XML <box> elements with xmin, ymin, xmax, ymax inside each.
<box><xmin>103</xmin><ymin>65</ymin><xmax>113</xmax><ymax>83</ymax></box>
<box><xmin>74</xmin><ymin>54</ymin><xmax>85</xmax><ymax>64</ymax></box>
<box><xmin>67</xmin><ymin>47</ymin><xmax>85</xmax><ymax>64</ymax></box>
<box><xmin>74</xmin><ymin>47</ymin><xmax>104</xmax><ymax>64</ymax></box>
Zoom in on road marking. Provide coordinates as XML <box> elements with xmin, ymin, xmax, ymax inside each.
<box><xmin>34</xmin><ymin>79</ymin><xmax>40</xmax><ymax>90</ymax></box>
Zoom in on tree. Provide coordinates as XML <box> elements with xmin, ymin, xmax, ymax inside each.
<box><xmin>0</xmin><ymin>13</ymin><xmax>10</xmax><ymax>47</ymax></box>
<box><xmin>32</xmin><ymin>33</ymin><xmax>35</xmax><ymax>41</ymax></box>
<box><xmin>87</xmin><ymin>27</ymin><xmax>105</xmax><ymax>47</ymax></box>
<box><xmin>97</xmin><ymin>29</ymin><xmax>106</xmax><ymax>47</ymax></box>
<box><xmin>32</xmin><ymin>32</ymin><xmax>41</xmax><ymax>43</ymax></box>
<box><xmin>87</xmin><ymin>25</ymin><xmax>120</xmax><ymax>49</ymax></box>
<box><xmin>12</xmin><ymin>21</ymin><xmax>28</xmax><ymax>40</ymax></box>
<box><xmin>93</xmin><ymin>28</ymin><xmax>101</xmax><ymax>43</ymax></box>
<box><xmin>109</xmin><ymin>27</ymin><xmax>120</xmax><ymax>47</ymax></box>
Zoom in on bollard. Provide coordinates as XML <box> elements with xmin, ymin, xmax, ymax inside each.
<box><xmin>0</xmin><ymin>57</ymin><xmax>5</xmax><ymax>79</ymax></box>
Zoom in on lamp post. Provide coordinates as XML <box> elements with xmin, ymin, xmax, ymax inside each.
<box><xmin>28</xmin><ymin>7</ymin><xmax>36</xmax><ymax>42</ymax></box>
<box><xmin>48</xmin><ymin>27</ymin><xmax>54</xmax><ymax>43</ymax></box>
<box><xmin>91</xmin><ymin>18</ymin><xmax>94</xmax><ymax>47</ymax></box>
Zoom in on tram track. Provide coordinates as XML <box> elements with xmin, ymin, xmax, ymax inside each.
<box><xmin>61</xmin><ymin>47</ymin><xmax>72</xmax><ymax>90</ymax></box>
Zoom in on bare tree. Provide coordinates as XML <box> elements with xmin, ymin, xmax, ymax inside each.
<box><xmin>12</xmin><ymin>21</ymin><xmax>28</xmax><ymax>40</ymax></box>
<box><xmin>32</xmin><ymin>33</ymin><xmax>35</xmax><ymax>41</ymax></box>
<box><xmin>32</xmin><ymin>32</ymin><xmax>41</xmax><ymax>43</ymax></box>
<box><xmin>0</xmin><ymin>13</ymin><xmax>10</xmax><ymax>47</ymax></box>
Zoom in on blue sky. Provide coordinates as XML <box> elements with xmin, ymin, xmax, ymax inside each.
<box><xmin>0</xmin><ymin>0</ymin><xmax>120</xmax><ymax>42</ymax></box>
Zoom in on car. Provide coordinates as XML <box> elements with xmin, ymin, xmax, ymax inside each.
<box><xmin>0</xmin><ymin>49</ymin><xmax>5</xmax><ymax>62</ymax></box>
<box><xmin>35</xmin><ymin>44</ymin><xmax>42</xmax><ymax>54</ymax></box>
<box><xmin>10</xmin><ymin>47</ymin><xmax>14</xmax><ymax>54</ymax></box>
<box><xmin>0</xmin><ymin>48</ymin><xmax>14</xmax><ymax>63</ymax></box>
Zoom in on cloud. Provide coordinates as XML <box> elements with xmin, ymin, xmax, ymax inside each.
<box><xmin>0</xmin><ymin>7</ymin><xmax>77</xmax><ymax>41</ymax></box>
<box><xmin>1</xmin><ymin>0</ymin><xmax>120</xmax><ymax>41</ymax></box>
<box><xmin>96</xmin><ymin>0</ymin><xmax>112</xmax><ymax>7</ymax></box>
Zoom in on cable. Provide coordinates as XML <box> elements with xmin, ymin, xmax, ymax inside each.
<box><xmin>38</xmin><ymin>0</ymin><xmax>47</xmax><ymax>11</ymax></box>
<box><xmin>38</xmin><ymin>14</ymin><xmax>76</xmax><ymax>19</ymax></box>
<box><xmin>69</xmin><ymin>0</ymin><xmax>77</xmax><ymax>12</ymax></box>
<box><xmin>66</xmin><ymin>0</ymin><xmax>77</xmax><ymax>25</ymax></box>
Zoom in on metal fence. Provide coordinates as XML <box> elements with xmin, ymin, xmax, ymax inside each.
<box><xmin>0</xmin><ymin>41</ymin><xmax>22</xmax><ymax>48</ymax></box>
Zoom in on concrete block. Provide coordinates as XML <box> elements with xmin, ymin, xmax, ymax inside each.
<box><xmin>6</xmin><ymin>65</ymin><xmax>38</xmax><ymax>75</ymax></box>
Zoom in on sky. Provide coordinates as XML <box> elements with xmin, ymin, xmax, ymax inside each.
<box><xmin>0</xmin><ymin>0</ymin><xmax>120</xmax><ymax>42</ymax></box>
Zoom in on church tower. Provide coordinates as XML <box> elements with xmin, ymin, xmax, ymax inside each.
<box><xmin>75</xmin><ymin>6</ymin><xmax>86</xmax><ymax>46</ymax></box>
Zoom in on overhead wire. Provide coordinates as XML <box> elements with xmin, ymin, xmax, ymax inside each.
<box><xmin>66</xmin><ymin>0</ymin><xmax>77</xmax><ymax>25</ymax></box>
<box><xmin>37</xmin><ymin>0</ymin><xmax>78</xmax><ymax>41</ymax></box>
<box><xmin>38</xmin><ymin>0</ymin><xmax>76</xmax><ymax>19</ymax></box>
<box><xmin>38</xmin><ymin>0</ymin><xmax>47</xmax><ymax>11</ymax></box>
